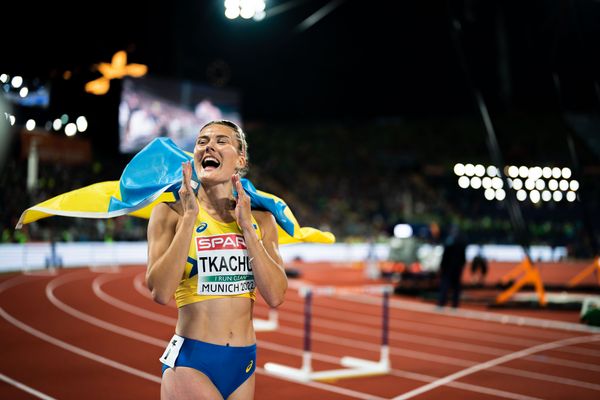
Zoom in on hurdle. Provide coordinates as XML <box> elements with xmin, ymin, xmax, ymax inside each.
<box><xmin>253</xmin><ymin>308</ymin><xmax>279</xmax><ymax>332</ymax></box>
<box><xmin>264</xmin><ymin>284</ymin><xmax>392</xmax><ymax>381</ymax></box>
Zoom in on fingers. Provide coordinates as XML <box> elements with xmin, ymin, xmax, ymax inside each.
<box><xmin>181</xmin><ymin>162</ymin><xmax>192</xmax><ymax>188</ymax></box>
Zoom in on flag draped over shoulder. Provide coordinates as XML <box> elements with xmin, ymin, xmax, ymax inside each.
<box><xmin>16</xmin><ymin>137</ymin><xmax>335</xmax><ymax>245</ymax></box>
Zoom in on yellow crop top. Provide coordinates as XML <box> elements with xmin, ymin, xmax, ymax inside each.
<box><xmin>174</xmin><ymin>205</ymin><xmax>261</xmax><ymax>308</ymax></box>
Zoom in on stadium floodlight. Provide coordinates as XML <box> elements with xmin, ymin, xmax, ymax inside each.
<box><xmin>541</xmin><ymin>190</ymin><xmax>551</xmax><ymax>202</ymax></box>
<box><xmin>470</xmin><ymin>176</ymin><xmax>482</xmax><ymax>189</ymax></box>
<box><xmin>524</xmin><ymin>179</ymin><xmax>535</xmax><ymax>191</ymax></box>
<box><xmin>518</xmin><ymin>166</ymin><xmax>529</xmax><ymax>178</ymax></box>
<box><xmin>559</xmin><ymin>180</ymin><xmax>569</xmax><ymax>191</ymax></box>
<box><xmin>25</xmin><ymin>119</ymin><xmax>35</xmax><ymax>131</ymax></box>
<box><xmin>52</xmin><ymin>119</ymin><xmax>62</xmax><ymax>131</ymax></box>
<box><xmin>508</xmin><ymin>165</ymin><xmax>519</xmax><ymax>178</ymax></box>
<box><xmin>464</xmin><ymin>163</ymin><xmax>475</xmax><ymax>176</ymax></box>
<box><xmin>491</xmin><ymin>177</ymin><xmax>503</xmax><ymax>190</ymax></box>
<box><xmin>535</xmin><ymin>180</ymin><xmax>545</xmax><ymax>191</ymax></box>
<box><xmin>530</xmin><ymin>190</ymin><xmax>540</xmax><ymax>204</ymax></box>
<box><xmin>11</xmin><ymin>76</ymin><xmax>23</xmax><ymax>89</ymax></box>
<box><xmin>484</xmin><ymin>188</ymin><xmax>495</xmax><ymax>200</ymax></box>
<box><xmin>458</xmin><ymin>176</ymin><xmax>470</xmax><ymax>188</ymax></box>
<box><xmin>453</xmin><ymin>163</ymin><xmax>465</xmax><ymax>176</ymax></box>
<box><xmin>393</xmin><ymin>224</ymin><xmax>413</xmax><ymax>239</ymax></box>
<box><xmin>76</xmin><ymin>116</ymin><xmax>88</xmax><ymax>132</ymax></box>
<box><xmin>569</xmin><ymin>180</ymin><xmax>579</xmax><ymax>191</ymax></box>
<box><xmin>0</xmin><ymin>74</ymin><xmax>8</xmax><ymax>83</ymax></box>
<box><xmin>19</xmin><ymin>87</ymin><xmax>28</xmax><ymax>97</ymax></box>
<box><xmin>495</xmin><ymin>188</ymin><xmax>506</xmax><ymax>201</ymax></box>
<box><xmin>486</xmin><ymin>165</ymin><xmax>498</xmax><ymax>177</ymax></box>
<box><xmin>65</xmin><ymin>123</ymin><xmax>77</xmax><ymax>137</ymax></box>
<box><xmin>542</xmin><ymin>167</ymin><xmax>552</xmax><ymax>179</ymax></box>
<box><xmin>552</xmin><ymin>167</ymin><xmax>561</xmax><ymax>179</ymax></box>
<box><xmin>516</xmin><ymin>190</ymin><xmax>527</xmax><ymax>201</ymax></box>
<box><xmin>553</xmin><ymin>191</ymin><xmax>563</xmax><ymax>202</ymax></box>
<box><xmin>548</xmin><ymin>179</ymin><xmax>558</xmax><ymax>191</ymax></box>
<box><xmin>561</xmin><ymin>167</ymin><xmax>572</xmax><ymax>179</ymax></box>
<box><xmin>482</xmin><ymin>177</ymin><xmax>492</xmax><ymax>189</ymax></box>
<box><xmin>512</xmin><ymin>178</ymin><xmax>523</xmax><ymax>190</ymax></box>
<box><xmin>566</xmin><ymin>191</ymin><xmax>576</xmax><ymax>202</ymax></box>
<box><xmin>474</xmin><ymin>164</ymin><xmax>485</xmax><ymax>177</ymax></box>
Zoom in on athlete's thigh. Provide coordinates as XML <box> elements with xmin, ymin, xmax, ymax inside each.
<box><xmin>162</xmin><ymin>366</ymin><xmax>223</xmax><ymax>400</ymax></box>
<box><xmin>227</xmin><ymin>373</ymin><xmax>255</xmax><ymax>400</ymax></box>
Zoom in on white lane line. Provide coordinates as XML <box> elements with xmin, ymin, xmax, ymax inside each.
<box><xmin>92</xmin><ymin>274</ymin><xmax>176</xmax><ymax>325</ymax></box>
<box><xmin>391</xmin><ymin>334</ymin><xmax>600</xmax><ymax>400</ymax></box>
<box><xmin>48</xmin><ymin>272</ymin><xmax>387</xmax><ymax>400</ymax></box>
<box><xmin>0</xmin><ymin>306</ymin><xmax>161</xmax><ymax>384</ymax></box>
<box><xmin>120</xmin><ymin>271</ymin><xmax>600</xmax><ymax>392</ymax></box>
<box><xmin>99</xmin><ymin>273</ymin><xmax>565</xmax><ymax>399</ymax></box>
<box><xmin>0</xmin><ymin>372</ymin><xmax>58</xmax><ymax>400</ymax></box>
<box><xmin>46</xmin><ymin>273</ymin><xmax>166</xmax><ymax>347</ymax></box>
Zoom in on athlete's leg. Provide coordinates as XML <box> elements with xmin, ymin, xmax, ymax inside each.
<box><xmin>162</xmin><ymin>367</ymin><xmax>224</xmax><ymax>400</ymax></box>
<box><xmin>227</xmin><ymin>374</ymin><xmax>255</xmax><ymax>400</ymax></box>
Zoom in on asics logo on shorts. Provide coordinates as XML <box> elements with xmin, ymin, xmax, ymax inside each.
<box><xmin>246</xmin><ymin>360</ymin><xmax>253</xmax><ymax>373</ymax></box>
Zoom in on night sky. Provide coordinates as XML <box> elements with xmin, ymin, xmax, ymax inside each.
<box><xmin>2</xmin><ymin>1</ymin><xmax>600</xmax><ymax>132</ymax></box>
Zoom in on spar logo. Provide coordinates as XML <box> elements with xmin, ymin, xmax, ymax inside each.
<box><xmin>196</xmin><ymin>234</ymin><xmax>247</xmax><ymax>251</ymax></box>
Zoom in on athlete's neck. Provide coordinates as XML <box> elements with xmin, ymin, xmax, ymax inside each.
<box><xmin>198</xmin><ymin>182</ymin><xmax>236</xmax><ymax>222</ymax></box>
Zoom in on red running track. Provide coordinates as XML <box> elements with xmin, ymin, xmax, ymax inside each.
<box><xmin>1</xmin><ymin>264</ymin><xmax>599</xmax><ymax>399</ymax></box>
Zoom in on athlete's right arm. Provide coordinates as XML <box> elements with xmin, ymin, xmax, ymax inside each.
<box><xmin>146</xmin><ymin>162</ymin><xmax>198</xmax><ymax>305</ymax></box>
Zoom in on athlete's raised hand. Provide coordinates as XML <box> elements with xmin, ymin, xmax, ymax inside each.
<box><xmin>179</xmin><ymin>161</ymin><xmax>199</xmax><ymax>217</ymax></box>
<box><xmin>232</xmin><ymin>174</ymin><xmax>253</xmax><ymax>232</ymax></box>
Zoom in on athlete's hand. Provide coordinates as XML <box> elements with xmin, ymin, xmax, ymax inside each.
<box><xmin>179</xmin><ymin>161</ymin><xmax>199</xmax><ymax>218</ymax></box>
<box><xmin>232</xmin><ymin>174</ymin><xmax>253</xmax><ymax>232</ymax></box>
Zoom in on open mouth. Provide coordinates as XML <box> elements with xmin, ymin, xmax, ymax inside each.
<box><xmin>201</xmin><ymin>156</ymin><xmax>221</xmax><ymax>170</ymax></box>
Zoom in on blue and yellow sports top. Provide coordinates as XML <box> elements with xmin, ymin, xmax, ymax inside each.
<box><xmin>175</xmin><ymin>206</ymin><xmax>261</xmax><ymax>308</ymax></box>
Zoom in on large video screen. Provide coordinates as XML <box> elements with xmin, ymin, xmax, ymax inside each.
<box><xmin>118</xmin><ymin>76</ymin><xmax>242</xmax><ymax>153</ymax></box>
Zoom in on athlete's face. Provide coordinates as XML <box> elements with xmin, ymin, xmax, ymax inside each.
<box><xmin>194</xmin><ymin>124</ymin><xmax>246</xmax><ymax>184</ymax></box>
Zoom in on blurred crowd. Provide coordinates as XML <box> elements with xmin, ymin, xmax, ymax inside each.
<box><xmin>1</xmin><ymin>117</ymin><xmax>598</xmax><ymax>259</ymax></box>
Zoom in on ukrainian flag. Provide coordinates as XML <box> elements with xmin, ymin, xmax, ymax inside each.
<box><xmin>16</xmin><ymin>138</ymin><xmax>335</xmax><ymax>245</ymax></box>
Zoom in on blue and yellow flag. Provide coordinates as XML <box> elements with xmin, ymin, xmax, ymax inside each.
<box><xmin>16</xmin><ymin>138</ymin><xmax>335</xmax><ymax>245</ymax></box>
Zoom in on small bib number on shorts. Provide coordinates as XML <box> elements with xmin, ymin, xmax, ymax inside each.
<box><xmin>159</xmin><ymin>334</ymin><xmax>184</xmax><ymax>368</ymax></box>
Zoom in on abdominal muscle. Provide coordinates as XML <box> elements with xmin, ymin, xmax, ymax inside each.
<box><xmin>176</xmin><ymin>297</ymin><xmax>256</xmax><ymax>346</ymax></box>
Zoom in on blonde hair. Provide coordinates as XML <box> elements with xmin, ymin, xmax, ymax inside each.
<box><xmin>199</xmin><ymin>120</ymin><xmax>249</xmax><ymax>177</ymax></box>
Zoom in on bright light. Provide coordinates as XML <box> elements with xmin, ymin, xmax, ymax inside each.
<box><xmin>484</xmin><ymin>188</ymin><xmax>495</xmax><ymax>200</ymax></box>
<box><xmin>566</xmin><ymin>191</ymin><xmax>576</xmax><ymax>202</ymax></box>
<box><xmin>9</xmin><ymin>115</ymin><xmax>15</xmax><ymax>126</ymax></box>
<box><xmin>512</xmin><ymin>178</ymin><xmax>523</xmax><ymax>190</ymax></box>
<box><xmin>474</xmin><ymin>164</ymin><xmax>485</xmax><ymax>177</ymax></box>
<box><xmin>542</xmin><ymin>167</ymin><xmax>552</xmax><ymax>179</ymax></box>
<box><xmin>541</xmin><ymin>190</ymin><xmax>551</xmax><ymax>202</ymax></box>
<box><xmin>453</xmin><ymin>163</ymin><xmax>465</xmax><ymax>176</ymax></box>
<box><xmin>0</xmin><ymin>74</ymin><xmax>8</xmax><ymax>83</ymax></box>
<box><xmin>76</xmin><ymin>116</ymin><xmax>88</xmax><ymax>132</ymax></box>
<box><xmin>518</xmin><ymin>166</ymin><xmax>529</xmax><ymax>178</ymax></box>
<box><xmin>491</xmin><ymin>177</ymin><xmax>503</xmax><ymax>190</ymax></box>
<box><xmin>394</xmin><ymin>224</ymin><xmax>413</xmax><ymax>239</ymax></box>
<box><xmin>470</xmin><ymin>176</ymin><xmax>482</xmax><ymax>189</ymax></box>
<box><xmin>19</xmin><ymin>87</ymin><xmax>28</xmax><ymax>97</ymax></box>
<box><xmin>61</xmin><ymin>114</ymin><xmax>69</xmax><ymax>124</ymax></box>
<box><xmin>535</xmin><ymin>180</ymin><xmax>545</xmax><ymax>190</ymax></box>
<box><xmin>561</xmin><ymin>167</ymin><xmax>572</xmax><ymax>179</ymax></box>
<box><xmin>548</xmin><ymin>179</ymin><xmax>558</xmax><ymax>191</ymax></box>
<box><xmin>570</xmin><ymin>180</ymin><xmax>579</xmax><ymax>191</ymax></box>
<box><xmin>458</xmin><ymin>176</ymin><xmax>470</xmax><ymax>189</ymax></box>
<box><xmin>524</xmin><ymin>179</ymin><xmax>535</xmax><ymax>191</ymax></box>
<box><xmin>530</xmin><ymin>190</ymin><xmax>540</xmax><ymax>204</ymax></box>
<box><xmin>516</xmin><ymin>190</ymin><xmax>527</xmax><ymax>201</ymax></box>
<box><xmin>11</xmin><ymin>76</ymin><xmax>23</xmax><ymax>88</ymax></box>
<box><xmin>552</xmin><ymin>167</ymin><xmax>561</xmax><ymax>179</ymax></box>
<box><xmin>486</xmin><ymin>165</ymin><xmax>498</xmax><ymax>177</ymax></box>
<box><xmin>253</xmin><ymin>10</ymin><xmax>266</xmax><ymax>20</ymax></box>
<box><xmin>508</xmin><ymin>165</ymin><xmax>519</xmax><ymax>178</ymax></box>
<box><xmin>559</xmin><ymin>180</ymin><xmax>569</xmax><ymax>191</ymax></box>
<box><xmin>65</xmin><ymin>123</ymin><xmax>77</xmax><ymax>136</ymax></box>
<box><xmin>53</xmin><ymin>119</ymin><xmax>62</xmax><ymax>131</ymax></box>
<box><xmin>225</xmin><ymin>7</ymin><xmax>240</xmax><ymax>19</ymax></box>
<box><xmin>25</xmin><ymin>119</ymin><xmax>36</xmax><ymax>131</ymax></box>
<box><xmin>464</xmin><ymin>163</ymin><xmax>475</xmax><ymax>176</ymax></box>
<box><xmin>495</xmin><ymin>188</ymin><xmax>506</xmax><ymax>201</ymax></box>
<box><xmin>553</xmin><ymin>191</ymin><xmax>563</xmax><ymax>202</ymax></box>
<box><xmin>482</xmin><ymin>177</ymin><xmax>492</xmax><ymax>189</ymax></box>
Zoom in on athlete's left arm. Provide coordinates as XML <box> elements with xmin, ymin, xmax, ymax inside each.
<box><xmin>233</xmin><ymin>175</ymin><xmax>287</xmax><ymax>307</ymax></box>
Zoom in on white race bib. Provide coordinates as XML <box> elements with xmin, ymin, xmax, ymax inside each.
<box><xmin>159</xmin><ymin>334</ymin><xmax>184</xmax><ymax>368</ymax></box>
<box><xmin>195</xmin><ymin>234</ymin><xmax>255</xmax><ymax>296</ymax></box>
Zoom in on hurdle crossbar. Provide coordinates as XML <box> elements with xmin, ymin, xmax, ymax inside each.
<box><xmin>253</xmin><ymin>308</ymin><xmax>279</xmax><ymax>332</ymax></box>
<box><xmin>264</xmin><ymin>285</ymin><xmax>392</xmax><ymax>382</ymax></box>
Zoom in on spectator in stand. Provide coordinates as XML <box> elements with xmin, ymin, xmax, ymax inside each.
<box><xmin>470</xmin><ymin>246</ymin><xmax>488</xmax><ymax>287</ymax></box>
